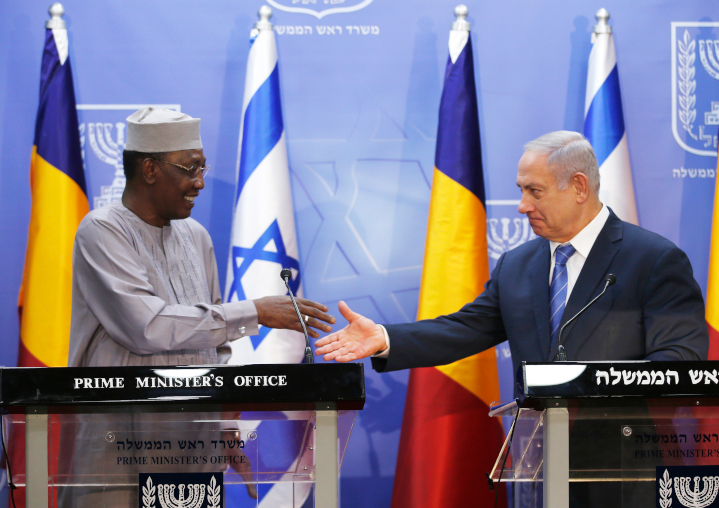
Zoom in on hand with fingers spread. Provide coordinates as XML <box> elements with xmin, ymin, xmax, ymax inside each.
<box><xmin>314</xmin><ymin>301</ymin><xmax>388</xmax><ymax>362</ymax></box>
<box><xmin>253</xmin><ymin>296</ymin><xmax>335</xmax><ymax>339</ymax></box>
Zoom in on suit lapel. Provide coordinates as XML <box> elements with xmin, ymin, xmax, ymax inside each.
<box><xmin>547</xmin><ymin>211</ymin><xmax>623</xmax><ymax>360</ymax></box>
<box><xmin>529</xmin><ymin>240</ymin><xmax>552</xmax><ymax>357</ymax></box>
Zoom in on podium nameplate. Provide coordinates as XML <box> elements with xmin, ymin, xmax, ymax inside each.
<box><xmin>0</xmin><ymin>363</ymin><xmax>364</xmax><ymax>410</ymax></box>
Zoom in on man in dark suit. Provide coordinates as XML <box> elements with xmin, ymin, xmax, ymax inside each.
<box><xmin>314</xmin><ymin>129</ymin><xmax>707</xmax><ymax>373</ymax></box>
<box><xmin>315</xmin><ymin>130</ymin><xmax>707</xmax><ymax>507</ymax></box>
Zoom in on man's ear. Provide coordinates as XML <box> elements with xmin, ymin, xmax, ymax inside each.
<box><xmin>141</xmin><ymin>158</ymin><xmax>157</xmax><ymax>185</ymax></box>
<box><xmin>572</xmin><ymin>172</ymin><xmax>590</xmax><ymax>204</ymax></box>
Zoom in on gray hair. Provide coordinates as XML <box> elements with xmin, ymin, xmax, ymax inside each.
<box><xmin>523</xmin><ymin>131</ymin><xmax>600</xmax><ymax>194</ymax></box>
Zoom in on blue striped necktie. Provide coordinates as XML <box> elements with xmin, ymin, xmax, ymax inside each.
<box><xmin>550</xmin><ymin>244</ymin><xmax>576</xmax><ymax>347</ymax></box>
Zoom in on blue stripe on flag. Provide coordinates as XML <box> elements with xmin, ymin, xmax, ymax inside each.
<box><xmin>34</xmin><ymin>29</ymin><xmax>87</xmax><ymax>193</ymax></box>
<box><xmin>434</xmin><ymin>37</ymin><xmax>485</xmax><ymax>204</ymax></box>
<box><xmin>584</xmin><ymin>65</ymin><xmax>624</xmax><ymax>168</ymax></box>
<box><xmin>236</xmin><ymin>64</ymin><xmax>284</xmax><ymax>201</ymax></box>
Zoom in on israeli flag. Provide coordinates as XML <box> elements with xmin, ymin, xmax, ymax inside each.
<box><xmin>584</xmin><ymin>10</ymin><xmax>638</xmax><ymax>225</ymax></box>
<box><xmin>226</xmin><ymin>16</ymin><xmax>305</xmax><ymax>364</ymax></box>
<box><xmin>224</xmin><ymin>16</ymin><xmax>311</xmax><ymax>506</ymax></box>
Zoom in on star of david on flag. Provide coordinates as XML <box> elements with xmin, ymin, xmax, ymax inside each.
<box><xmin>228</xmin><ymin>219</ymin><xmax>300</xmax><ymax>302</ymax></box>
<box><xmin>227</xmin><ymin>220</ymin><xmax>300</xmax><ymax>349</ymax></box>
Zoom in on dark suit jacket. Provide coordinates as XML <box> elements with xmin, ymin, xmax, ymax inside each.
<box><xmin>373</xmin><ymin>211</ymin><xmax>708</xmax><ymax>377</ymax></box>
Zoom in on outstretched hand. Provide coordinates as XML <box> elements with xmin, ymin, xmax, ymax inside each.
<box><xmin>314</xmin><ymin>301</ymin><xmax>388</xmax><ymax>362</ymax></box>
<box><xmin>253</xmin><ymin>296</ymin><xmax>335</xmax><ymax>339</ymax></box>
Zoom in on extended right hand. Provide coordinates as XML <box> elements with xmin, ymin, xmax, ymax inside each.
<box><xmin>253</xmin><ymin>296</ymin><xmax>335</xmax><ymax>339</ymax></box>
<box><xmin>314</xmin><ymin>301</ymin><xmax>388</xmax><ymax>362</ymax></box>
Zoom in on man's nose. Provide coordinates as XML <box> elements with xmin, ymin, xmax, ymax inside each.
<box><xmin>194</xmin><ymin>173</ymin><xmax>205</xmax><ymax>189</ymax></box>
<box><xmin>518</xmin><ymin>197</ymin><xmax>532</xmax><ymax>215</ymax></box>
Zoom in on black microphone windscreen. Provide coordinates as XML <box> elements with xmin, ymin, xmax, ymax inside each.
<box><xmin>605</xmin><ymin>274</ymin><xmax>617</xmax><ymax>286</ymax></box>
<box><xmin>280</xmin><ymin>268</ymin><xmax>292</xmax><ymax>281</ymax></box>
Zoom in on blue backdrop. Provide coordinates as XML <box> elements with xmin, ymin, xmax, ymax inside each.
<box><xmin>0</xmin><ymin>1</ymin><xmax>718</xmax><ymax>506</ymax></box>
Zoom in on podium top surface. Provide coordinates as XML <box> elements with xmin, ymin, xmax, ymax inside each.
<box><xmin>0</xmin><ymin>363</ymin><xmax>365</xmax><ymax>411</ymax></box>
<box><xmin>519</xmin><ymin>361</ymin><xmax>719</xmax><ymax>406</ymax></box>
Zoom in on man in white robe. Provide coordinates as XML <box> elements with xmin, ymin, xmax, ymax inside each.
<box><xmin>61</xmin><ymin>107</ymin><xmax>329</xmax><ymax>506</ymax></box>
<box><xmin>69</xmin><ymin>107</ymin><xmax>334</xmax><ymax>367</ymax></box>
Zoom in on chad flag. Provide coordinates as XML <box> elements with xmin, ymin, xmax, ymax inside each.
<box><xmin>390</xmin><ymin>21</ymin><xmax>507</xmax><ymax>508</ymax></box>
<box><xmin>707</xmin><ymin>144</ymin><xmax>719</xmax><ymax>359</ymax></box>
<box><xmin>19</xmin><ymin>19</ymin><xmax>89</xmax><ymax>368</ymax></box>
<box><xmin>10</xmin><ymin>16</ymin><xmax>89</xmax><ymax>508</ymax></box>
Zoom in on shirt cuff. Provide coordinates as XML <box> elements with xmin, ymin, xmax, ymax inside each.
<box><xmin>223</xmin><ymin>300</ymin><xmax>260</xmax><ymax>341</ymax></box>
<box><xmin>371</xmin><ymin>324</ymin><xmax>390</xmax><ymax>358</ymax></box>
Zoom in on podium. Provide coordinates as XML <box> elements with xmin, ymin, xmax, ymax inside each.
<box><xmin>0</xmin><ymin>363</ymin><xmax>364</xmax><ymax>508</ymax></box>
<box><xmin>489</xmin><ymin>361</ymin><xmax>719</xmax><ymax>508</ymax></box>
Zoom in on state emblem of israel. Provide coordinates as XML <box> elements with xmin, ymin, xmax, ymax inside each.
<box><xmin>265</xmin><ymin>0</ymin><xmax>374</xmax><ymax>19</ymax></box>
<box><xmin>671</xmin><ymin>22</ymin><xmax>719</xmax><ymax>157</ymax></box>
<box><xmin>657</xmin><ymin>466</ymin><xmax>719</xmax><ymax>507</ymax></box>
<box><xmin>140</xmin><ymin>473</ymin><xmax>222</xmax><ymax>508</ymax></box>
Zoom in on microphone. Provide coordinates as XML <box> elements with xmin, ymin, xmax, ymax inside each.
<box><xmin>280</xmin><ymin>268</ymin><xmax>314</xmax><ymax>364</ymax></box>
<box><xmin>556</xmin><ymin>274</ymin><xmax>616</xmax><ymax>361</ymax></box>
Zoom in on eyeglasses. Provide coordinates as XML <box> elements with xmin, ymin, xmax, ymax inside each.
<box><xmin>148</xmin><ymin>158</ymin><xmax>210</xmax><ymax>179</ymax></box>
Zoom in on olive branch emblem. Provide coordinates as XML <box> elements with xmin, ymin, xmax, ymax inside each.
<box><xmin>143</xmin><ymin>476</ymin><xmax>156</xmax><ymax>508</ymax></box>
<box><xmin>677</xmin><ymin>30</ymin><xmax>698</xmax><ymax>141</ymax></box>
<box><xmin>660</xmin><ymin>469</ymin><xmax>673</xmax><ymax>508</ymax></box>
<box><xmin>207</xmin><ymin>475</ymin><xmax>221</xmax><ymax>508</ymax></box>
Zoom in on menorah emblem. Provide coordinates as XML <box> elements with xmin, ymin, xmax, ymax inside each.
<box><xmin>674</xmin><ymin>475</ymin><xmax>719</xmax><ymax>508</ymax></box>
<box><xmin>158</xmin><ymin>483</ymin><xmax>206</xmax><ymax>508</ymax></box>
<box><xmin>486</xmin><ymin>217</ymin><xmax>536</xmax><ymax>260</ymax></box>
<box><xmin>142</xmin><ymin>475</ymin><xmax>221</xmax><ymax>508</ymax></box>
<box><xmin>81</xmin><ymin>121</ymin><xmax>127</xmax><ymax>209</ymax></box>
<box><xmin>699</xmin><ymin>39</ymin><xmax>719</xmax><ymax>81</ymax></box>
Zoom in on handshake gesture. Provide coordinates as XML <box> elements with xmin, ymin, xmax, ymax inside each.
<box><xmin>314</xmin><ymin>301</ymin><xmax>388</xmax><ymax>362</ymax></box>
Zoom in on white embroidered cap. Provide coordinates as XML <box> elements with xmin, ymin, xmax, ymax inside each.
<box><xmin>125</xmin><ymin>107</ymin><xmax>202</xmax><ymax>152</ymax></box>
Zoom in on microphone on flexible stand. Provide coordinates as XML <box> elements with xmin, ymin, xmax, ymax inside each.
<box><xmin>556</xmin><ymin>274</ymin><xmax>617</xmax><ymax>361</ymax></box>
<box><xmin>280</xmin><ymin>268</ymin><xmax>314</xmax><ymax>364</ymax></box>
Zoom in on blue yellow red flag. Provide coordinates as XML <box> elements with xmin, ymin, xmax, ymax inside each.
<box><xmin>390</xmin><ymin>13</ymin><xmax>507</xmax><ymax>508</ymax></box>
<box><xmin>706</xmin><ymin>133</ymin><xmax>719</xmax><ymax>360</ymax></box>
<box><xmin>9</xmin><ymin>11</ymin><xmax>90</xmax><ymax>507</ymax></box>
<box><xmin>18</xmin><ymin>17</ymin><xmax>89</xmax><ymax>368</ymax></box>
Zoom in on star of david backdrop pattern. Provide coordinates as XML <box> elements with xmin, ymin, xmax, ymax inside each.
<box><xmin>0</xmin><ymin>1</ymin><xmax>718</xmax><ymax>507</ymax></box>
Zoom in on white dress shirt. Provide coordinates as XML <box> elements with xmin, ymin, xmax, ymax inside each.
<box><xmin>548</xmin><ymin>204</ymin><xmax>609</xmax><ymax>302</ymax></box>
<box><xmin>374</xmin><ymin>204</ymin><xmax>610</xmax><ymax>358</ymax></box>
